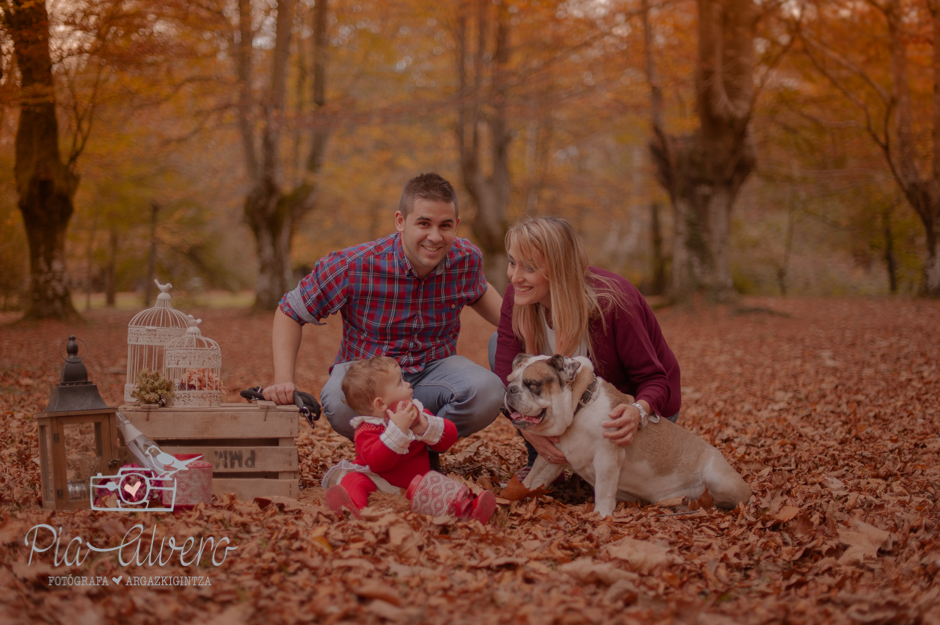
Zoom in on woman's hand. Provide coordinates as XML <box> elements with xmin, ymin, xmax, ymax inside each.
<box><xmin>520</xmin><ymin>429</ymin><xmax>568</xmax><ymax>464</ymax></box>
<box><xmin>602</xmin><ymin>403</ymin><xmax>642</xmax><ymax>447</ymax></box>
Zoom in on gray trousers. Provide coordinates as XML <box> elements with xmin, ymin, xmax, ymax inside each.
<box><xmin>321</xmin><ymin>355</ymin><xmax>505</xmax><ymax>442</ymax></box>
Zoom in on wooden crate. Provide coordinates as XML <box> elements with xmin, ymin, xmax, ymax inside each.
<box><xmin>117</xmin><ymin>401</ymin><xmax>299</xmax><ymax>500</ymax></box>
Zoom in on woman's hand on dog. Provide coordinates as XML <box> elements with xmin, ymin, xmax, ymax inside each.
<box><xmin>602</xmin><ymin>403</ymin><xmax>643</xmax><ymax>447</ymax></box>
<box><xmin>520</xmin><ymin>430</ymin><xmax>568</xmax><ymax>464</ymax></box>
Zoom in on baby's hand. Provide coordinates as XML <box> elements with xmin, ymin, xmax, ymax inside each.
<box><xmin>411</xmin><ymin>410</ymin><xmax>429</xmax><ymax>437</ymax></box>
<box><xmin>388</xmin><ymin>401</ymin><xmax>417</xmax><ymax>433</ymax></box>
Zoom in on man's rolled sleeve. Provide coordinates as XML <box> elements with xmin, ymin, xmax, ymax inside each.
<box><xmin>278</xmin><ymin>252</ymin><xmax>350</xmax><ymax>326</ymax></box>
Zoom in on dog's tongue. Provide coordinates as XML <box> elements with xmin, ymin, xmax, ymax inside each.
<box><xmin>510</xmin><ymin>411</ymin><xmax>523</xmax><ymax>421</ymax></box>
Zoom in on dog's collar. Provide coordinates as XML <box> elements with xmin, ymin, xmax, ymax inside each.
<box><xmin>574</xmin><ymin>374</ymin><xmax>598</xmax><ymax>415</ymax></box>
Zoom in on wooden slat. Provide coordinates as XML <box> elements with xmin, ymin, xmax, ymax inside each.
<box><xmin>120</xmin><ymin>402</ymin><xmax>294</xmax><ymax>413</ymax></box>
<box><xmin>212</xmin><ymin>478</ymin><xmax>298</xmax><ymax>500</ymax></box>
<box><xmin>36</xmin><ymin>408</ymin><xmax>118</xmax><ymax>420</ymax></box>
<box><xmin>120</xmin><ymin>410</ymin><xmax>298</xmax><ymax>439</ymax></box>
<box><xmin>158</xmin><ymin>446</ymin><xmax>297</xmax><ymax>473</ymax></box>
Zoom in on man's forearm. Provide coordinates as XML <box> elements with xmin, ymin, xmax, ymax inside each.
<box><xmin>469</xmin><ymin>283</ymin><xmax>503</xmax><ymax>326</ymax></box>
<box><xmin>272</xmin><ymin>308</ymin><xmax>303</xmax><ymax>384</ymax></box>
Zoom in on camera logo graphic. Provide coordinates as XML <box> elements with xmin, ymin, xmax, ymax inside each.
<box><xmin>90</xmin><ymin>467</ymin><xmax>178</xmax><ymax>512</ymax></box>
<box><xmin>89</xmin><ymin>442</ymin><xmax>203</xmax><ymax>512</ymax></box>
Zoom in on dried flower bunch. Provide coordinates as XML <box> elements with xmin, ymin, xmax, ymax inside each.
<box><xmin>177</xmin><ymin>367</ymin><xmax>224</xmax><ymax>392</ymax></box>
<box><xmin>130</xmin><ymin>369</ymin><xmax>175</xmax><ymax>406</ymax></box>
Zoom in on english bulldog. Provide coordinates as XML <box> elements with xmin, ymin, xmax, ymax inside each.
<box><xmin>505</xmin><ymin>354</ymin><xmax>751</xmax><ymax>517</ymax></box>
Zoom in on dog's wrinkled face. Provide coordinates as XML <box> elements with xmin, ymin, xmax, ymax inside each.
<box><xmin>504</xmin><ymin>354</ymin><xmax>590</xmax><ymax>438</ymax></box>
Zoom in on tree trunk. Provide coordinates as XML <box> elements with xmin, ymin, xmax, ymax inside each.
<box><xmin>924</xmin><ymin>220</ymin><xmax>940</xmax><ymax>296</ymax></box>
<box><xmin>84</xmin><ymin>209</ymin><xmax>98</xmax><ymax>311</ymax></box>
<box><xmin>456</xmin><ymin>0</ymin><xmax>512</xmax><ymax>293</ymax></box>
<box><xmin>644</xmin><ymin>0</ymin><xmax>757</xmax><ymax>302</ymax></box>
<box><xmin>882</xmin><ymin>205</ymin><xmax>898</xmax><ymax>294</ymax></box>
<box><xmin>238</xmin><ymin>0</ymin><xmax>331</xmax><ymax>310</ymax></box>
<box><xmin>105</xmin><ymin>226</ymin><xmax>118</xmax><ymax>307</ymax></box>
<box><xmin>244</xmin><ymin>185</ymin><xmax>293</xmax><ymax>309</ymax></box>
<box><xmin>144</xmin><ymin>201</ymin><xmax>159</xmax><ymax>306</ymax></box>
<box><xmin>903</xmin><ymin>1</ymin><xmax>940</xmax><ymax>296</ymax></box>
<box><xmin>776</xmin><ymin>202</ymin><xmax>796</xmax><ymax>297</ymax></box>
<box><xmin>6</xmin><ymin>0</ymin><xmax>80</xmax><ymax>320</ymax></box>
<box><xmin>650</xmin><ymin>202</ymin><xmax>666</xmax><ymax>295</ymax></box>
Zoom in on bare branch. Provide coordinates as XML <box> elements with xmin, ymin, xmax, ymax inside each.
<box><xmin>799</xmin><ymin>31</ymin><xmax>892</xmax><ymax>106</ymax></box>
<box><xmin>799</xmin><ymin>34</ymin><xmax>887</xmax><ymax>150</ymax></box>
<box><xmin>66</xmin><ymin>62</ymin><xmax>105</xmax><ymax>169</ymax></box>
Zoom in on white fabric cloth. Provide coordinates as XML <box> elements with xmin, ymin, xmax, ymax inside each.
<box><xmin>320</xmin><ymin>459</ymin><xmax>399</xmax><ymax>493</ymax></box>
<box><xmin>539</xmin><ymin>312</ymin><xmax>588</xmax><ymax>358</ymax></box>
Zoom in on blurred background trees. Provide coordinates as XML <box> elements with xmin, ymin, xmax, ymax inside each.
<box><xmin>1</xmin><ymin>0</ymin><xmax>938</xmax><ymax>318</ymax></box>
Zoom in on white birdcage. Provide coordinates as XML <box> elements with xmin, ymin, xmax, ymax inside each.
<box><xmin>124</xmin><ymin>281</ymin><xmax>190</xmax><ymax>403</ymax></box>
<box><xmin>165</xmin><ymin>315</ymin><xmax>223</xmax><ymax>407</ymax></box>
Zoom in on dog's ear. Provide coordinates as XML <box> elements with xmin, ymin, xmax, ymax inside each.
<box><xmin>508</xmin><ymin>353</ymin><xmax>532</xmax><ymax>382</ymax></box>
<box><xmin>511</xmin><ymin>353</ymin><xmax>531</xmax><ymax>372</ymax></box>
<box><xmin>547</xmin><ymin>354</ymin><xmax>581</xmax><ymax>384</ymax></box>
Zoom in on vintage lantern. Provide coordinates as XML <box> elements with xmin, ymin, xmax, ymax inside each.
<box><xmin>164</xmin><ymin>316</ymin><xmax>223</xmax><ymax>407</ymax></box>
<box><xmin>36</xmin><ymin>336</ymin><xmax>121</xmax><ymax>510</ymax></box>
<box><xmin>124</xmin><ymin>280</ymin><xmax>189</xmax><ymax>403</ymax></box>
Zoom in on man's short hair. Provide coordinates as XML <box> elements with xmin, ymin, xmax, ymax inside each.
<box><xmin>341</xmin><ymin>356</ymin><xmax>400</xmax><ymax>415</ymax></box>
<box><xmin>398</xmin><ymin>173</ymin><xmax>459</xmax><ymax>218</ymax></box>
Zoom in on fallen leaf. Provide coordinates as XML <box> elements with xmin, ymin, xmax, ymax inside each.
<box><xmin>388</xmin><ymin>519</ymin><xmax>421</xmax><ymax>562</ymax></box>
<box><xmin>204</xmin><ymin>603</ymin><xmax>252</xmax><ymax>625</ymax></box>
<box><xmin>499</xmin><ymin>473</ymin><xmax>547</xmax><ymax>501</ymax></box>
<box><xmin>603</xmin><ymin>578</ymin><xmax>640</xmax><ymax>604</ymax></box>
<box><xmin>354</xmin><ymin>580</ymin><xmax>401</xmax><ymax>606</ymax></box>
<box><xmin>775</xmin><ymin>506</ymin><xmax>801</xmax><ymax>523</ymax></box>
<box><xmin>366</xmin><ymin>599</ymin><xmax>407</xmax><ymax>621</ymax></box>
<box><xmin>605</xmin><ymin>537</ymin><xmax>681</xmax><ymax>574</ymax></box>
<box><xmin>838</xmin><ymin>520</ymin><xmax>892</xmax><ymax>565</ymax></box>
<box><xmin>0</xmin><ymin>518</ymin><xmax>25</xmax><ymax>545</ymax></box>
<box><xmin>560</xmin><ymin>557</ymin><xmax>634</xmax><ymax>585</ymax></box>
<box><xmin>332</xmin><ymin>557</ymin><xmax>375</xmax><ymax>571</ymax></box>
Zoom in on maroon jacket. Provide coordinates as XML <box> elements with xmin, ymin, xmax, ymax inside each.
<box><xmin>494</xmin><ymin>267</ymin><xmax>681</xmax><ymax>418</ymax></box>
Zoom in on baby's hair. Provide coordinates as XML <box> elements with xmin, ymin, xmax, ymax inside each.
<box><xmin>341</xmin><ymin>356</ymin><xmax>400</xmax><ymax>415</ymax></box>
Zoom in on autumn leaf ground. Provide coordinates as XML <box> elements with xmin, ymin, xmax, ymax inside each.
<box><xmin>1</xmin><ymin>297</ymin><xmax>939</xmax><ymax>624</ymax></box>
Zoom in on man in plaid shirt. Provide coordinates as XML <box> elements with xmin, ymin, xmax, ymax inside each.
<box><xmin>263</xmin><ymin>173</ymin><xmax>504</xmax><ymax>454</ymax></box>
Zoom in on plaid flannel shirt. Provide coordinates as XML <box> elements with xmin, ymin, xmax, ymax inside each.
<box><xmin>280</xmin><ymin>233</ymin><xmax>487</xmax><ymax>372</ymax></box>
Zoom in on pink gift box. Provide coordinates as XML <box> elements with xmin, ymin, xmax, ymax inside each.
<box><xmin>161</xmin><ymin>456</ymin><xmax>213</xmax><ymax>509</ymax></box>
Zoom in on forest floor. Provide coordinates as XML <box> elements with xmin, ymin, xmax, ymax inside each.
<box><xmin>1</xmin><ymin>297</ymin><xmax>939</xmax><ymax>624</ymax></box>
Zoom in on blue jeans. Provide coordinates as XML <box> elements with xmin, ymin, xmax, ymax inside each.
<box><xmin>321</xmin><ymin>355</ymin><xmax>504</xmax><ymax>441</ymax></box>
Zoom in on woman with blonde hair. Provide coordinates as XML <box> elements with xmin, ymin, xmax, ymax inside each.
<box><xmin>493</xmin><ymin>216</ymin><xmax>681</xmax><ymax>479</ymax></box>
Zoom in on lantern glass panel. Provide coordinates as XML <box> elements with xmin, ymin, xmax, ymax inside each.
<box><xmin>39</xmin><ymin>424</ymin><xmax>54</xmax><ymax>503</ymax></box>
<box><xmin>63</xmin><ymin>422</ymin><xmax>102</xmax><ymax>503</ymax></box>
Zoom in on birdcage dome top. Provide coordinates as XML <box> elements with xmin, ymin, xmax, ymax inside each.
<box><xmin>128</xmin><ymin>280</ymin><xmax>189</xmax><ymax>330</ymax></box>
<box><xmin>166</xmin><ymin>316</ymin><xmax>220</xmax><ymax>351</ymax></box>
